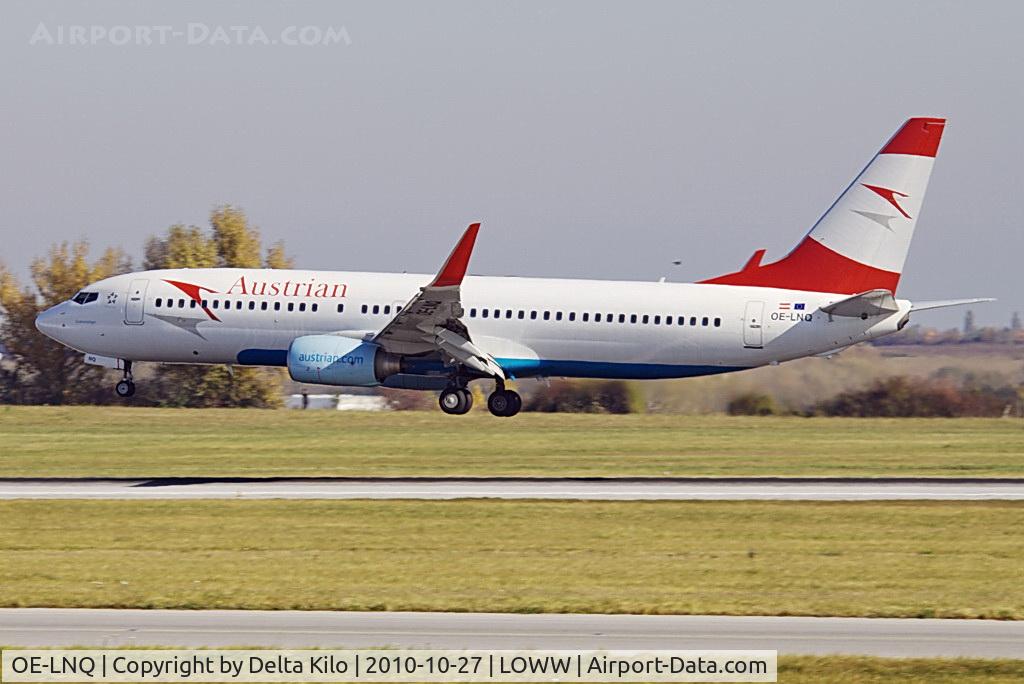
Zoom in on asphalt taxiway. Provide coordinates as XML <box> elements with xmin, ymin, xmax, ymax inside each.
<box><xmin>1</xmin><ymin>477</ymin><xmax>1023</xmax><ymax>500</ymax></box>
<box><xmin>2</xmin><ymin>609</ymin><xmax>1021</xmax><ymax>657</ymax></box>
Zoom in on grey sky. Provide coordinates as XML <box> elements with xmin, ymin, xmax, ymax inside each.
<box><xmin>2</xmin><ymin>1</ymin><xmax>1020</xmax><ymax>328</ymax></box>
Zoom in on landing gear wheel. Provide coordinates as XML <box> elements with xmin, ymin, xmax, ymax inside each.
<box><xmin>115</xmin><ymin>360</ymin><xmax>135</xmax><ymax>398</ymax></box>
<box><xmin>507</xmin><ymin>390</ymin><xmax>522</xmax><ymax>416</ymax></box>
<box><xmin>115</xmin><ymin>380</ymin><xmax>136</xmax><ymax>398</ymax></box>
<box><xmin>439</xmin><ymin>388</ymin><xmax>473</xmax><ymax>415</ymax></box>
<box><xmin>488</xmin><ymin>389</ymin><xmax>522</xmax><ymax>417</ymax></box>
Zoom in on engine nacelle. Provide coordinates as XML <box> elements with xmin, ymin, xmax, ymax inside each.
<box><xmin>287</xmin><ymin>335</ymin><xmax>400</xmax><ymax>387</ymax></box>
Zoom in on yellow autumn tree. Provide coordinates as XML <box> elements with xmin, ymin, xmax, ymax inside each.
<box><xmin>0</xmin><ymin>242</ymin><xmax>132</xmax><ymax>404</ymax></box>
<box><xmin>147</xmin><ymin>206</ymin><xmax>292</xmax><ymax>407</ymax></box>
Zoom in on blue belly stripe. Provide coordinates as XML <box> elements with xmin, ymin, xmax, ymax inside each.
<box><xmin>495</xmin><ymin>358</ymin><xmax>749</xmax><ymax>380</ymax></box>
<box><xmin>237</xmin><ymin>349</ymin><xmax>288</xmax><ymax>366</ymax></box>
<box><xmin>237</xmin><ymin>348</ymin><xmax>749</xmax><ymax>380</ymax></box>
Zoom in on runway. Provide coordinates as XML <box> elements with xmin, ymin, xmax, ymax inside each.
<box><xmin>1</xmin><ymin>477</ymin><xmax>1023</xmax><ymax>500</ymax></box>
<box><xmin>1</xmin><ymin>609</ymin><xmax>1021</xmax><ymax>657</ymax></box>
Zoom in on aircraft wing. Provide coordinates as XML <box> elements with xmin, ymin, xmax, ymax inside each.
<box><xmin>371</xmin><ymin>223</ymin><xmax>505</xmax><ymax>379</ymax></box>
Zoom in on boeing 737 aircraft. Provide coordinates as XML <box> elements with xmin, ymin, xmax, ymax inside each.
<box><xmin>36</xmin><ymin>117</ymin><xmax>991</xmax><ymax>416</ymax></box>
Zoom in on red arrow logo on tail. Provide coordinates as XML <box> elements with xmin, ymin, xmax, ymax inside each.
<box><xmin>862</xmin><ymin>184</ymin><xmax>912</xmax><ymax>219</ymax></box>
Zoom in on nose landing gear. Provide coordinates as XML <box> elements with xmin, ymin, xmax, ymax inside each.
<box><xmin>114</xmin><ymin>361</ymin><xmax>136</xmax><ymax>398</ymax></box>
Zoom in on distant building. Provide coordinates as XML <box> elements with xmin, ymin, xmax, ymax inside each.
<box><xmin>285</xmin><ymin>393</ymin><xmax>389</xmax><ymax>411</ymax></box>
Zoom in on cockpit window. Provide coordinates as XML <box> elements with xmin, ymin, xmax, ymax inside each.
<box><xmin>71</xmin><ymin>291</ymin><xmax>99</xmax><ymax>305</ymax></box>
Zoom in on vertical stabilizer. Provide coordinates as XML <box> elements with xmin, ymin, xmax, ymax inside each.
<box><xmin>702</xmin><ymin>117</ymin><xmax>945</xmax><ymax>294</ymax></box>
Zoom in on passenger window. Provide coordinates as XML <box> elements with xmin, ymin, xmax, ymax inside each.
<box><xmin>225</xmin><ymin>300</ymin><xmax>231</xmax><ymax>308</ymax></box>
<box><xmin>653</xmin><ymin>315</ymin><xmax>660</xmax><ymax>324</ymax></box>
<box><xmin>702</xmin><ymin>317</ymin><xmax>709</xmax><ymax>326</ymax></box>
<box><xmin>665</xmin><ymin>316</ymin><xmax>672</xmax><ymax>325</ymax></box>
<box><xmin>506</xmin><ymin>310</ymin><xmax>512</xmax><ymax>318</ymax></box>
<box><xmin>312</xmin><ymin>303</ymin><xmax>318</xmax><ymax>312</ymax></box>
<box><xmin>262</xmin><ymin>302</ymin><xmax>269</xmax><ymax>311</ymax></box>
<box><xmin>555</xmin><ymin>312</ymin><xmax>563</xmax><ymax>321</ymax></box>
<box><xmin>493</xmin><ymin>309</ymin><xmax>500</xmax><ymax>319</ymax></box>
<box><xmin>543</xmin><ymin>311</ymin><xmax>550</xmax><ymax>321</ymax></box>
<box><xmin>384</xmin><ymin>305</ymin><xmax>391</xmax><ymax>315</ymax></box>
<box><xmin>274</xmin><ymin>302</ymin><xmax>281</xmax><ymax>311</ymax></box>
<box><xmin>335</xmin><ymin>303</ymin><xmax>344</xmax><ymax>313</ymax></box>
<box><xmin>568</xmin><ymin>312</ymin><xmax>575</xmax><ymax>321</ymax></box>
<box><xmin>287</xmin><ymin>303</ymin><xmax>294</xmax><ymax>312</ymax></box>
<box><xmin>470</xmin><ymin>308</ymin><xmax>477</xmax><ymax>317</ymax></box>
<box><xmin>482</xmin><ymin>309</ymin><xmax>489</xmax><ymax>318</ymax></box>
<box><xmin>212</xmin><ymin>300</ymin><xmax>219</xmax><ymax>309</ymax></box>
<box><xmin>361</xmin><ymin>304</ymin><xmax>368</xmax><ymax>314</ymax></box>
<box><xmin>518</xmin><ymin>311</ymin><xmax>525</xmax><ymax>319</ymax></box>
<box><xmin>619</xmin><ymin>314</ymin><xmax>626</xmax><ymax>323</ymax></box>
<box><xmin>248</xmin><ymin>301</ymin><xmax>255</xmax><ymax>310</ymax></box>
<box><xmin>690</xmin><ymin>317</ymin><xmax>697</xmax><ymax>326</ymax></box>
<box><xmin>189</xmin><ymin>300</ymin><xmax>196</xmax><ymax>309</ymax></box>
<box><xmin>714</xmin><ymin>317</ymin><xmax>721</xmax><ymax>327</ymax></box>
<box><xmin>630</xmin><ymin>314</ymin><xmax>638</xmax><ymax>324</ymax></box>
<box><xmin>595</xmin><ymin>313</ymin><xmax>602</xmax><ymax>322</ymax></box>
<box><xmin>372</xmin><ymin>304</ymin><xmax>380</xmax><ymax>314</ymax></box>
<box><xmin>583</xmin><ymin>313</ymin><xmax>589</xmax><ymax>322</ymax></box>
<box><xmin>236</xmin><ymin>301</ymin><xmax>242</xmax><ymax>310</ymax></box>
<box><xmin>201</xmin><ymin>299</ymin><xmax>208</xmax><ymax>308</ymax></box>
<box><xmin>530</xmin><ymin>311</ymin><xmax>537</xmax><ymax>320</ymax></box>
<box><xmin>396</xmin><ymin>306</ymin><xmax>403</xmax><ymax>312</ymax></box>
<box><xmin>155</xmin><ymin>298</ymin><xmax>162</xmax><ymax>307</ymax></box>
<box><xmin>299</xmin><ymin>303</ymin><xmax>306</xmax><ymax>312</ymax></box>
<box><xmin>179</xmin><ymin>299</ymin><xmax>186</xmax><ymax>308</ymax></box>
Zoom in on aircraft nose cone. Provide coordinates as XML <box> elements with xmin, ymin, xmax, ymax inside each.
<box><xmin>35</xmin><ymin>305</ymin><xmax>64</xmax><ymax>339</ymax></box>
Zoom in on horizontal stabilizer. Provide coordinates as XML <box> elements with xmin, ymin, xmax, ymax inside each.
<box><xmin>821</xmin><ymin>289</ymin><xmax>899</xmax><ymax>318</ymax></box>
<box><xmin>911</xmin><ymin>297</ymin><xmax>996</xmax><ymax>312</ymax></box>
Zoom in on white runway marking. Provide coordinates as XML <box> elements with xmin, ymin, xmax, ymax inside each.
<box><xmin>1</xmin><ymin>478</ymin><xmax>1023</xmax><ymax>500</ymax></box>
<box><xmin>1</xmin><ymin>609</ymin><xmax>1022</xmax><ymax>657</ymax></box>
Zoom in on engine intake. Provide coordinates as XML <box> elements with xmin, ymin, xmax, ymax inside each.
<box><xmin>286</xmin><ymin>335</ymin><xmax>401</xmax><ymax>387</ymax></box>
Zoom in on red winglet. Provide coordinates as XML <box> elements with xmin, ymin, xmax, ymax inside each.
<box><xmin>430</xmin><ymin>223</ymin><xmax>480</xmax><ymax>287</ymax></box>
<box><xmin>879</xmin><ymin>117</ymin><xmax>946</xmax><ymax>158</ymax></box>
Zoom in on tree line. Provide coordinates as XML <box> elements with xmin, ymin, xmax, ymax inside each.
<box><xmin>0</xmin><ymin>206</ymin><xmax>291</xmax><ymax>406</ymax></box>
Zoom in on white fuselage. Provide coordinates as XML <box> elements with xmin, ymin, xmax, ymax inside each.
<box><xmin>36</xmin><ymin>268</ymin><xmax>911</xmax><ymax>381</ymax></box>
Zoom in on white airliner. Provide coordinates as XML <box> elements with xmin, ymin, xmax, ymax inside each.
<box><xmin>36</xmin><ymin>117</ymin><xmax>991</xmax><ymax>416</ymax></box>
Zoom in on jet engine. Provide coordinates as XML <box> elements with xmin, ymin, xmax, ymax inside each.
<box><xmin>286</xmin><ymin>335</ymin><xmax>401</xmax><ymax>387</ymax></box>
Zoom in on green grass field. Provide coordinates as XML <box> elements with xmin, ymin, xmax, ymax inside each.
<box><xmin>1</xmin><ymin>406</ymin><xmax>1022</xmax><ymax>478</ymax></box>
<box><xmin>778</xmin><ymin>656</ymin><xmax>1024</xmax><ymax>682</ymax></box>
<box><xmin>2</xmin><ymin>499</ymin><xmax>1020</xmax><ymax>618</ymax></box>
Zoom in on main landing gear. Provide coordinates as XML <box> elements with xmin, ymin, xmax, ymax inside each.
<box><xmin>438</xmin><ymin>382</ymin><xmax>521</xmax><ymax>417</ymax></box>
<box><xmin>114</xmin><ymin>360</ymin><xmax>136</xmax><ymax>398</ymax></box>
<box><xmin>487</xmin><ymin>388</ymin><xmax>522</xmax><ymax>417</ymax></box>
<box><xmin>438</xmin><ymin>386</ymin><xmax>473</xmax><ymax>415</ymax></box>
